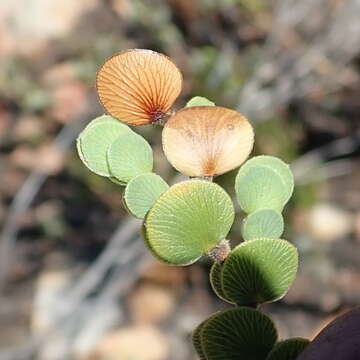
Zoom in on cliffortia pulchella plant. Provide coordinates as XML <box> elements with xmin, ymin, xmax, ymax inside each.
<box><xmin>77</xmin><ymin>49</ymin><xmax>358</xmax><ymax>360</ymax></box>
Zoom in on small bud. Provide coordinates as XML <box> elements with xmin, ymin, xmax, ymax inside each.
<box><xmin>208</xmin><ymin>239</ymin><xmax>231</xmax><ymax>263</ymax></box>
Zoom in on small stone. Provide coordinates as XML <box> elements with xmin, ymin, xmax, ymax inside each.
<box><xmin>92</xmin><ymin>326</ymin><xmax>169</xmax><ymax>360</ymax></box>
<box><xmin>306</xmin><ymin>203</ymin><xmax>353</xmax><ymax>242</ymax></box>
<box><xmin>128</xmin><ymin>283</ymin><xmax>175</xmax><ymax>325</ymax></box>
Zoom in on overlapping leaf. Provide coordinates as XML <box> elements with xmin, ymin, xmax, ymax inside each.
<box><xmin>144</xmin><ymin>180</ymin><xmax>234</xmax><ymax>265</ymax></box>
<box><xmin>266</xmin><ymin>338</ymin><xmax>310</xmax><ymax>360</ymax></box>
<box><xmin>201</xmin><ymin>308</ymin><xmax>278</xmax><ymax>360</ymax></box>
<box><xmin>209</xmin><ymin>262</ymin><xmax>234</xmax><ymax>304</ymax></box>
<box><xmin>123</xmin><ymin>173</ymin><xmax>169</xmax><ymax>219</ymax></box>
<box><xmin>221</xmin><ymin>238</ymin><xmax>298</xmax><ymax>305</ymax></box>
<box><xmin>186</xmin><ymin>96</ymin><xmax>215</xmax><ymax>107</ymax></box>
<box><xmin>77</xmin><ymin>114</ymin><xmax>154</xmax><ymax>184</ymax></box>
<box><xmin>242</xmin><ymin>209</ymin><xmax>284</xmax><ymax>241</ymax></box>
<box><xmin>235</xmin><ymin>165</ymin><xmax>287</xmax><ymax>213</ymax></box>
<box><xmin>107</xmin><ymin>131</ymin><xmax>153</xmax><ymax>183</ymax></box>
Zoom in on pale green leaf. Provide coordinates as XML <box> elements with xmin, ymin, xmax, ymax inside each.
<box><xmin>107</xmin><ymin>132</ymin><xmax>153</xmax><ymax>183</ymax></box>
<box><xmin>78</xmin><ymin>119</ymin><xmax>132</xmax><ymax>176</ymax></box>
<box><xmin>144</xmin><ymin>180</ymin><xmax>234</xmax><ymax>265</ymax></box>
<box><xmin>239</xmin><ymin>156</ymin><xmax>294</xmax><ymax>204</ymax></box>
<box><xmin>235</xmin><ymin>165</ymin><xmax>287</xmax><ymax>213</ymax></box>
<box><xmin>242</xmin><ymin>209</ymin><xmax>284</xmax><ymax>241</ymax></box>
<box><xmin>124</xmin><ymin>173</ymin><xmax>169</xmax><ymax>219</ymax></box>
<box><xmin>186</xmin><ymin>96</ymin><xmax>215</xmax><ymax>107</ymax></box>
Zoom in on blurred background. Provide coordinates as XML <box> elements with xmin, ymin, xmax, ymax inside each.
<box><xmin>1</xmin><ymin>0</ymin><xmax>360</xmax><ymax>359</ymax></box>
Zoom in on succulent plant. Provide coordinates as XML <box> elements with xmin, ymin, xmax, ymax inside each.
<box><xmin>77</xmin><ymin>49</ymin><xmax>310</xmax><ymax>360</ymax></box>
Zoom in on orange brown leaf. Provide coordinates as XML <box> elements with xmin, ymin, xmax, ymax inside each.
<box><xmin>96</xmin><ymin>49</ymin><xmax>182</xmax><ymax>126</ymax></box>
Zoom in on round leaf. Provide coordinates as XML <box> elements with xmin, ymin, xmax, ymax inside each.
<box><xmin>123</xmin><ymin>173</ymin><xmax>169</xmax><ymax>219</ymax></box>
<box><xmin>186</xmin><ymin>96</ymin><xmax>215</xmax><ymax>107</ymax></box>
<box><xmin>77</xmin><ymin>115</ymin><xmax>130</xmax><ymax>169</ymax></box>
<box><xmin>297</xmin><ymin>307</ymin><xmax>360</xmax><ymax>360</ymax></box>
<box><xmin>84</xmin><ymin>114</ymin><xmax>120</xmax><ymax>129</ymax></box>
<box><xmin>107</xmin><ymin>132</ymin><xmax>153</xmax><ymax>183</ymax></box>
<box><xmin>96</xmin><ymin>49</ymin><xmax>182</xmax><ymax>125</ymax></box>
<box><xmin>242</xmin><ymin>209</ymin><xmax>284</xmax><ymax>241</ymax></box>
<box><xmin>235</xmin><ymin>165</ymin><xmax>287</xmax><ymax>214</ymax></box>
<box><xmin>144</xmin><ymin>180</ymin><xmax>235</xmax><ymax>265</ymax></box>
<box><xmin>266</xmin><ymin>338</ymin><xmax>310</xmax><ymax>360</ymax></box>
<box><xmin>240</xmin><ymin>156</ymin><xmax>294</xmax><ymax>203</ymax></box>
<box><xmin>209</xmin><ymin>262</ymin><xmax>234</xmax><ymax>304</ymax></box>
<box><xmin>163</xmin><ymin>106</ymin><xmax>254</xmax><ymax>177</ymax></box>
<box><xmin>222</xmin><ymin>238</ymin><xmax>298</xmax><ymax>305</ymax></box>
<box><xmin>201</xmin><ymin>307</ymin><xmax>278</xmax><ymax>360</ymax></box>
<box><xmin>192</xmin><ymin>320</ymin><xmax>208</xmax><ymax>360</ymax></box>
<box><xmin>79</xmin><ymin>121</ymin><xmax>132</xmax><ymax>176</ymax></box>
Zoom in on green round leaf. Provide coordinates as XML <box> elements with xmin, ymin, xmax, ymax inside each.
<box><xmin>79</xmin><ymin>120</ymin><xmax>131</xmax><ymax>176</ymax></box>
<box><xmin>186</xmin><ymin>96</ymin><xmax>215</xmax><ymax>107</ymax></box>
<box><xmin>84</xmin><ymin>114</ymin><xmax>120</xmax><ymax>131</ymax></box>
<box><xmin>201</xmin><ymin>307</ymin><xmax>278</xmax><ymax>360</ymax></box>
<box><xmin>235</xmin><ymin>165</ymin><xmax>287</xmax><ymax>214</ymax></box>
<box><xmin>240</xmin><ymin>156</ymin><xmax>294</xmax><ymax>203</ymax></box>
<box><xmin>242</xmin><ymin>209</ymin><xmax>284</xmax><ymax>241</ymax></box>
<box><xmin>266</xmin><ymin>338</ymin><xmax>310</xmax><ymax>360</ymax></box>
<box><xmin>107</xmin><ymin>132</ymin><xmax>153</xmax><ymax>183</ymax></box>
<box><xmin>144</xmin><ymin>180</ymin><xmax>235</xmax><ymax>265</ymax></box>
<box><xmin>192</xmin><ymin>320</ymin><xmax>208</xmax><ymax>360</ymax></box>
<box><xmin>210</xmin><ymin>262</ymin><xmax>234</xmax><ymax>304</ymax></box>
<box><xmin>77</xmin><ymin>115</ymin><xmax>131</xmax><ymax>167</ymax></box>
<box><xmin>124</xmin><ymin>173</ymin><xmax>169</xmax><ymax>219</ymax></box>
<box><xmin>222</xmin><ymin>238</ymin><xmax>298</xmax><ymax>305</ymax></box>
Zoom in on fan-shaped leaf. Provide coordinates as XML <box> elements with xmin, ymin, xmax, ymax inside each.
<box><xmin>144</xmin><ymin>180</ymin><xmax>235</xmax><ymax>265</ymax></box>
<box><xmin>266</xmin><ymin>338</ymin><xmax>310</xmax><ymax>360</ymax></box>
<box><xmin>235</xmin><ymin>165</ymin><xmax>287</xmax><ymax>214</ymax></box>
<box><xmin>192</xmin><ymin>320</ymin><xmax>208</xmax><ymax>360</ymax></box>
<box><xmin>186</xmin><ymin>96</ymin><xmax>215</xmax><ymax>107</ymax></box>
<box><xmin>209</xmin><ymin>262</ymin><xmax>234</xmax><ymax>304</ymax></box>
<box><xmin>78</xmin><ymin>120</ymin><xmax>132</xmax><ymax>176</ymax></box>
<box><xmin>163</xmin><ymin>106</ymin><xmax>254</xmax><ymax>177</ymax></box>
<box><xmin>222</xmin><ymin>238</ymin><xmax>298</xmax><ymax>305</ymax></box>
<box><xmin>201</xmin><ymin>307</ymin><xmax>278</xmax><ymax>360</ymax></box>
<box><xmin>123</xmin><ymin>173</ymin><xmax>169</xmax><ymax>219</ymax></box>
<box><xmin>107</xmin><ymin>132</ymin><xmax>153</xmax><ymax>183</ymax></box>
<box><xmin>77</xmin><ymin>115</ymin><xmax>130</xmax><ymax>168</ymax></box>
<box><xmin>96</xmin><ymin>49</ymin><xmax>182</xmax><ymax>125</ymax></box>
<box><xmin>242</xmin><ymin>209</ymin><xmax>284</xmax><ymax>241</ymax></box>
<box><xmin>85</xmin><ymin>114</ymin><xmax>120</xmax><ymax>129</ymax></box>
<box><xmin>240</xmin><ymin>156</ymin><xmax>294</xmax><ymax>203</ymax></box>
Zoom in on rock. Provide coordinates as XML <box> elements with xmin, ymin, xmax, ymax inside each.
<box><xmin>0</xmin><ymin>0</ymin><xmax>98</xmax><ymax>56</ymax></box>
<box><xmin>49</xmin><ymin>81</ymin><xmax>88</xmax><ymax>123</ymax></box>
<box><xmin>306</xmin><ymin>203</ymin><xmax>353</xmax><ymax>242</ymax></box>
<box><xmin>141</xmin><ymin>261</ymin><xmax>187</xmax><ymax>288</ymax></box>
<box><xmin>31</xmin><ymin>267</ymin><xmax>71</xmax><ymax>333</ymax></box>
<box><xmin>128</xmin><ymin>283</ymin><xmax>175</xmax><ymax>325</ymax></box>
<box><xmin>92</xmin><ymin>326</ymin><xmax>169</xmax><ymax>360</ymax></box>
